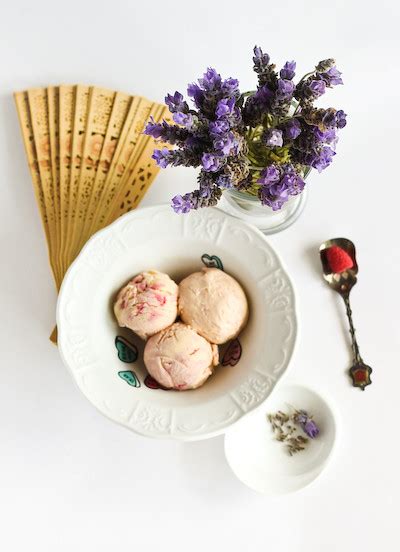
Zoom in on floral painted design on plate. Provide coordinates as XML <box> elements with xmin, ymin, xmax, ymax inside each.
<box><xmin>144</xmin><ymin>374</ymin><xmax>170</xmax><ymax>390</ymax></box>
<box><xmin>221</xmin><ymin>338</ymin><xmax>242</xmax><ymax>367</ymax></box>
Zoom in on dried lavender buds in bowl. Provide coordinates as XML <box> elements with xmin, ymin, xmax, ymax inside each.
<box><xmin>224</xmin><ymin>384</ymin><xmax>337</xmax><ymax>495</ymax></box>
<box><xmin>268</xmin><ymin>408</ymin><xmax>320</xmax><ymax>456</ymax></box>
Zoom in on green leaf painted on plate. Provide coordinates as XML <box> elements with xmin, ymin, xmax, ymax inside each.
<box><xmin>118</xmin><ymin>370</ymin><xmax>141</xmax><ymax>387</ymax></box>
<box><xmin>201</xmin><ymin>254</ymin><xmax>224</xmax><ymax>271</ymax></box>
<box><xmin>115</xmin><ymin>336</ymin><xmax>138</xmax><ymax>363</ymax></box>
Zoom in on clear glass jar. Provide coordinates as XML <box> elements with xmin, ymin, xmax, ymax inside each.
<box><xmin>219</xmin><ymin>167</ymin><xmax>311</xmax><ymax>234</ymax></box>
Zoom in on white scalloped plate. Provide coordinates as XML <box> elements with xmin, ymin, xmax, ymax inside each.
<box><xmin>57</xmin><ymin>205</ymin><xmax>298</xmax><ymax>440</ymax></box>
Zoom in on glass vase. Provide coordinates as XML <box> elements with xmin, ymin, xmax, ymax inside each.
<box><xmin>219</xmin><ymin>168</ymin><xmax>311</xmax><ymax>235</ymax></box>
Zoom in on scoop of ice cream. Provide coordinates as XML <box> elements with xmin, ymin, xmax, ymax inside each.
<box><xmin>178</xmin><ymin>268</ymin><xmax>248</xmax><ymax>344</ymax></box>
<box><xmin>114</xmin><ymin>270</ymin><xmax>178</xmax><ymax>340</ymax></box>
<box><xmin>144</xmin><ymin>322</ymin><xmax>219</xmax><ymax>390</ymax></box>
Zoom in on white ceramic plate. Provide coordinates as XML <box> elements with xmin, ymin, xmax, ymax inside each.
<box><xmin>57</xmin><ymin>205</ymin><xmax>297</xmax><ymax>440</ymax></box>
<box><xmin>224</xmin><ymin>384</ymin><xmax>337</xmax><ymax>494</ymax></box>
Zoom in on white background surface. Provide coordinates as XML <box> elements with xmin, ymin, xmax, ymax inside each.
<box><xmin>1</xmin><ymin>1</ymin><xmax>399</xmax><ymax>550</ymax></box>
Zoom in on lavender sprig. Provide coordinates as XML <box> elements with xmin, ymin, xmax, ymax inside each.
<box><xmin>294</xmin><ymin>410</ymin><xmax>320</xmax><ymax>439</ymax></box>
<box><xmin>144</xmin><ymin>118</ymin><xmax>190</xmax><ymax>145</ymax></box>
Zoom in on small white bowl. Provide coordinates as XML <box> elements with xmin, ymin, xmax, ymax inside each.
<box><xmin>224</xmin><ymin>384</ymin><xmax>337</xmax><ymax>494</ymax></box>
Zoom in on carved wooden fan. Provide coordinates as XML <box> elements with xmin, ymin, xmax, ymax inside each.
<box><xmin>15</xmin><ymin>85</ymin><xmax>168</xmax><ymax>341</ymax></box>
<box><xmin>15</xmin><ymin>84</ymin><xmax>168</xmax><ymax>339</ymax></box>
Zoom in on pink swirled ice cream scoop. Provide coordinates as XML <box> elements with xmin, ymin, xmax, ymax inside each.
<box><xmin>114</xmin><ymin>270</ymin><xmax>178</xmax><ymax>340</ymax></box>
<box><xmin>144</xmin><ymin>322</ymin><xmax>219</xmax><ymax>390</ymax></box>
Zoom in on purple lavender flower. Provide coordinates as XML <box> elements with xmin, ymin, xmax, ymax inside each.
<box><xmin>257</xmin><ymin>85</ymin><xmax>274</xmax><ymax>105</ymax></box>
<box><xmin>295</xmin><ymin>75</ymin><xmax>332</xmax><ymax>104</ymax></box>
<box><xmin>222</xmin><ymin>77</ymin><xmax>240</xmax><ymax>96</ymax></box>
<box><xmin>257</xmin><ymin>164</ymin><xmax>281</xmax><ymax>185</ymax></box>
<box><xmin>185</xmin><ymin>186</ymin><xmax>222</xmax><ymax>209</ymax></box>
<box><xmin>252</xmin><ymin>46</ymin><xmax>277</xmax><ymax>88</ymax></box>
<box><xmin>321</xmin><ymin>109</ymin><xmax>338</xmax><ymax>129</ymax></box>
<box><xmin>303</xmin><ymin>420</ymin><xmax>320</xmax><ymax>438</ymax></box>
<box><xmin>283</xmin><ymin>118</ymin><xmax>302</xmax><ymax>140</ymax></box>
<box><xmin>172</xmin><ymin>112</ymin><xmax>194</xmax><ymax>128</ymax></box>
<box><xmin>230</xmin><ymin>106</ymin><xmax>242</xmax><ymax>125</ymax></box>
<box><xmin>309</xmin><ymin>146</ymin><xmax>336</xmax><ymax>172</ymax></box>
<box><xmin>280</xmin><ymin>61</ymin><xmax>296</xmax><ymax>80</ymax></box>
<box><xmin>308</xmin><ymin>107</ymin><xmax>347</xmax><ymax>130</ymax></box>
<box><xmin>202</xmin><ymin>152</ymin><xmax>224</xmax><ymax>172</ymax></box>
<box><xmin>280</xmin><ymin>170</ymin><xmax>305</xmax><ymax>196</ymax></box>
<box><xmin>286</xmin><ymin>170</ymin><xmax>306</xmax><ymax>195</ymax></box>
<box><xmin>309</xmin><ymin>79</ymin><xmax>326</xmax><ymax>97</ymax></box>
<box><xmin>198</xmin><ymin>67</ymin><xmax>222</xmax><ymax>90</ymax></box>
<box><xmin>263</xmin><ymin>128</ymin><xmax>283</xmax><ymax>147</ymax></box>
<box><xmin>295</xmin><ymin>410</ymin><xmax>320</xmax><ymax>439</ymax></box>
<box><xmin>213</xmin><ymin>131</ymin><xmax>238</xmax><ymax>155</ymax></box>
<box><xmin>216</xmin><ymin>97</ymin><xmax>235</xmax><ymax>119</ymax></box>
<box><xmin>316</xmin><ymin>58</ymin><xmax>336</xmax><ymax>73</ymax></box>
<box><xmin>152</xmin><ymin>147</ymin><xmax>171</xmax><ymax>168</ymax></box>
<box><xmin>316</xmin><ymin>146</ymin><xmax>336</xmax><ymax>171</ymax></box>
<box><xmin>321</xmin><ymin>66</ymin><xmax>343</xmax><ymax>86</ymax></box>
<box><xmin>253</xmin><ymin>46</ymin><xmax>270</xmax><ymax>68</ymax></box>
<box><xmin>165</xmin><ymin>91</ymin><xmax>189</xmax><ymax>113</ymax></box>
<box><xmin>209</xmin><ymin>119</ymin><xmax>230</xmax><ymax>136</ymax></box>
<box><xmin>259</xmin><ymin>179</ymin><xmax>292</xmax><ymax>210</ymax></box>
<box><xmin>313</xmin><ymin>126</ymin><xmax>338</xmax><ymax>145</ymax></box>
<box><xmin>276</xmin><ymin>79</ymin><xmax>295</xmax><ymax>99</ymax></box>
<box><xmin>144</xmin><ymin>119</ymin><xmax>166</xmax><ymax>139</ymax></box>
<box><xmin>153</xmin><ymin>148</ymin><xmax>201</xmax><ymax>169</ymax></box>
<box><xmin>294</xmin><ymin>63</ymin><xmax>343</xmax><ymax>102</ymax></box>
<box><xmin>243</xmin><ymin>85</ymin><xmax>273</xmax><ymax>126</ymax></box>
<box><xmin>144</xmin><ymin>118</ymin><xmax>188</xmax><ymax>143</ymax></box>
<box><xmin>216</xmin><ymin>174</ymin><xmax>233</xmax><ymax>188</ymax></box>
<box><xmin>197</xmin><ymin>172</ymin><xmax>213</xmax><ymax>197</ymax></box>
<box><xmin>171</xmin><ymin>194</ymin><xmax>192</xmax><ymax>214</ymax></box>
<box><xmin>259</xmin><ymin>166</ymin><xmax>305</xmax><ymax>210</ymax></box>
<box><xmin>187</xmin><ymin>83</ymin><xmax>204</xmax><ymax>108</ymax></box>
<box><xmin>335</xmin><ymin>109</ymin><xmax>347</xmax><ymax>128</ymax></box>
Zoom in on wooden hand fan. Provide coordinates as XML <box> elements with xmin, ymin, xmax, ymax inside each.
<box><xmin>14</xmin><ymin>85</ymin><xmax>168</xmax><ymax>342</ymax></box>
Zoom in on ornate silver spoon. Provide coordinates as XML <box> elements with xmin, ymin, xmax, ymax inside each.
<box><xmin>319</xmin><ymin>238</ymin><xmax>372</xmax><ymax>390</ymax></box>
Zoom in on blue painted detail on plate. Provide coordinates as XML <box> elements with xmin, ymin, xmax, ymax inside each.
<box><xmin>115</xmin><ymin>336</ymin><xmax>138</xmax><ymax>363</ymax></box>
<box><xmin>118</xmin><ymin>370</ymin><xmax>141</xmax><ymax>387</ymax></box>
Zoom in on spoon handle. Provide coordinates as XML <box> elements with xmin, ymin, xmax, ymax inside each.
<box><xmin>342</xmin><ymin>294</ymin><xmax>362</xmax><ymax>363</ymax></box>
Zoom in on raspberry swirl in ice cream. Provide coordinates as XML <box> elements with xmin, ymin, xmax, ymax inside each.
<box><xmin>144</xmin><ymin>322</ymin><xmax>219</xmax><ymax>390</ymax></box>
<box><xmin>114</xmin><ymin>270</ymin><xmax>178</xmax><ymax>339</ymax></box>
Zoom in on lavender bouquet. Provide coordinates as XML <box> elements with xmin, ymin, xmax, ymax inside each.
<box><xmin>144</xmin><ymin>46</ymin><xmax>346</xmax><ymax>213</ymax></box>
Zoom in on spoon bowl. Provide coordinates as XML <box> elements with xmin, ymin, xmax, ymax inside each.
<box><xmin>319</xmin><ymin>237</ymin><xmax>358</xmax><ymax>296</ymax></box>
